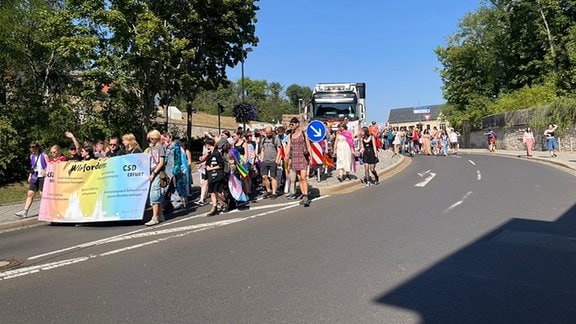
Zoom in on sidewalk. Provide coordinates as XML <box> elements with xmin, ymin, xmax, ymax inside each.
<box><xmin>459</xmin><ymin>148</ymin><xmax>576</xmax><ymax>172</ymax></box>
<box><xmin>1</xmin><ymin>148</ymin><xmax>574</xmax><ymax>232</ymax></box>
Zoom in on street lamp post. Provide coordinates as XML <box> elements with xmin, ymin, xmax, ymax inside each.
<box><xmin>241</xmin><ymin>47</ymin><xmax>253</xmax><ymax>131</ymax></box>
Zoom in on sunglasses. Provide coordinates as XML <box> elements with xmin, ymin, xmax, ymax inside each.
<box><xmin>110</xmin><ymin>143</ymin><xmax>118</xmax><ymax>146</ymax></box>
<box><xmin>29</xmin><ymin>146</ymin><xmax>38</xmax><ymax>149</ymax></box>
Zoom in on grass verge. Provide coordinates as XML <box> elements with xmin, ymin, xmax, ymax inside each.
<box><xmin>0</xmin><ymin>182</ymin><xmax>29</xmax><ymax>205</ymax></box>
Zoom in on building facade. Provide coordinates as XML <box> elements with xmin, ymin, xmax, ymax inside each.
<box><xmin>387</xmin><ymin>105</ymin><xmax>448</xmax><ymax>130</ymax></box>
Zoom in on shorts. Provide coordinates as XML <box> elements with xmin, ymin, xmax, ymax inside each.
<box><xmin>29</xmin><ymin>176</ymin><xmax>45</xmax><ymax>192</ymax></box>
<box><xmin>450</xmin><ymin>142</ymin><xmax>458</xmax><ymax>149</ymax></box>
<box><xmin>547</xmin><ymin>138</ymin><xmax>558</xmax><ymax>150</ymax></box>
<box><xmin>149</xmin><ymin>174</ymin><xmax>164</xmax><ymax>205</ymax></box>
<box><xmin>208</xmin><ymin>180</ymin><xmax>226</xmax><ymax>194</ymax></box>
<box><xmin>260</xmin><ymin>161</ymin><xmax>277</xmax><ymax>178</ymax></box>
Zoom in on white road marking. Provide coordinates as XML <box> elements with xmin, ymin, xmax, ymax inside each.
<box><xmin>442</xmin><ymin>191</ymin><xmax>473</xmax><ymax>214</ymax></box>
<box><xmin>4</xmin><ymin>196</ymin><xmax>329</xmax><ymax>281</ymax></box>
<box><xmin>29</xmin><ymin>201</ymin><xmax>300</xmax><ymax>260</ymax></box>
<box><xmin>415</xmin><ymin>172</ymin><xmax>436</xmax><ymax>187</ymax></box>
<box><xmin>476</xmin><ymin>170</ymin><xmax>482</xmax><ymax>180</ymax></box>
<box><xmin>468</xmin><ymin>160</ymin><xmax>476</xmax><ymax>166</ymax></box>
<box><xmin>417</xmin><ymin>170</ymin><xmax>431</xmax><ymax>178</ymax></box>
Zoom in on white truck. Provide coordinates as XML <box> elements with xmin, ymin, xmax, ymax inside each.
<box><xmin>303</xmin><ymin>82</ymin><xmax>366</xmax><ymax>139</ymax></box>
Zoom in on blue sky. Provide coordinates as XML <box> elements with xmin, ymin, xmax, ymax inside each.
<box><xmin>226</xmin><ymin>0</ymin><xmax>481</xmax><ymax>123</ymax></box>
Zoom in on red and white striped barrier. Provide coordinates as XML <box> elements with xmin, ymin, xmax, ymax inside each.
<box><xmin>310</xmin><ymin>142</ymin><xmax>323</xmax><ymax>165</ymax></box>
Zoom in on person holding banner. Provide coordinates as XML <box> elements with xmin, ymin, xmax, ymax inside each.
<box><xmin>15</xmin><ymin>142</ymin><xmax>49</xmax><ymax>218</ymax></box>
<box><xmin>48</xmin><ymin>145</ymin><xmax>68</xmax><ymax>162</ymax></box>
<box><xmin>145</xmin><ymin>130</ymin><xmax>166</xmax><ymax>226</ymax></box>
<box><xmin>122</xmin><ymin>133</ymin><xmax>142</xmax><ymax>154</ymax></box>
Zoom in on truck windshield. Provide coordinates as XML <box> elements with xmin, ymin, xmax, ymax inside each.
<box><xmin>312</xmin><ymin>92</ymin><xmax>358</xmax><ymax>120</ymax></box>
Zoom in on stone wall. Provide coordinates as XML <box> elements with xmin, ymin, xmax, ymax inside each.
<box><xmin>467</xmin><ymin>128</ymin><xmax>576</xmax><ymax>152</ymax></box>
<box><xmin>464</xmin><ymin>108</ymin><xmax>576</xmax><ymax>152</ymax></box>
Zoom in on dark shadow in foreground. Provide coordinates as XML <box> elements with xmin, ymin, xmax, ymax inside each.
<box><xmin>375</xmin><ymin>203</ymin><xmax>576</xmax><ymax>323</ymax></box>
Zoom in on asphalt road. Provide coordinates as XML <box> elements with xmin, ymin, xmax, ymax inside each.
<box><xmin>1</xmin><ymin>154</ymin><xmax>576</xmax><ymax>323</ymax></box>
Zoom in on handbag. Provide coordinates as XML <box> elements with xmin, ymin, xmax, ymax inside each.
<box><xmin>158</xmin><ymin>170</ymin><xmax>169</xmax><ymax>188</ymax></box>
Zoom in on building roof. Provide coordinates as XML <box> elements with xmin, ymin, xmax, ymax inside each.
<box><xmin>387</xmin><ymin>104</ymin><xmax>444</xmax><ymax>124</ymax></box>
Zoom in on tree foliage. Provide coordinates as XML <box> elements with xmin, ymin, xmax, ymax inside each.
<box><xmin>0</xmin><ymin>0</ymin><xmax>261</xmax><ymax>184</ymax></box>
<box><xmin>436</xmin><ymin>0</ymin><xmax>576</xmax><ymax>130</ymax></box>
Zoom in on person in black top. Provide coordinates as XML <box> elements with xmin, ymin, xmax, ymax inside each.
<box><xmin>106</xmin><ymin>136</ymin><xmax>125</xmax><ymax>157</ymax></box>
<box><xmin>544</xmin><ymin>123</ymin><xmax>558</xmax><ymax>157</ymax></box>
<box><xmin>205</xmin><ymin>137</ymin><xmax>226</xmax><ymax>216</ymax></box>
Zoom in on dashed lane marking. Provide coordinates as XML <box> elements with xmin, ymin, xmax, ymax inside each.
<box><xmin>442</xmin><ymin>191</ymin><xmax>473</xmax><ymax>214</ymax></box>
<box><xmin>3</xmin><ymin>197</ymin><xmax>329</xmax><ymax>281</ymax></box>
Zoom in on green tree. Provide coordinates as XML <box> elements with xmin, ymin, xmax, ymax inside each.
<box><xmin>67</xmin><ymin>0</ymin><xmax>259</xmax><ymax>143</ymax></box>
<box><xmin>285</xmin><ymin>84</ymin><xmax>312</xmax><ymax>108</ymax></box>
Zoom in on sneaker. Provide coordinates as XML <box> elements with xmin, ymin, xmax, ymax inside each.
<box><xmin>263</xmin><ymin>192</ymin><xmax>271</xmax><ymax>199</ymax></box>
<box><xmin>299</xmin><ymin>195</ymin><xmax>310</xmax><ymax>207</ymax></box>
<box><xmin>207</xmin><ymin>206</ymin><xmax>218</xmax><ymax>216</ymax></box>
<box><xmin>15</xmin><ymin>210</ymin><xmax>28</xmax><ymax>218</ymax></box>
<box><xmin>221</xmin><ymin>203</ymin><xmax>229</xmax><ymax>213</ymax></box>
<box><xmin>287</xmin><ymin>193</ymin><xmax>297</xmax><ymax>199</ymax></box>
<box><xmin>194</xmin><ymin>200</ymin><xmax>206</xmax><ymax>206</ymax></box>
<box><xmin>270</xmin><ymin>193</ymin><xmax>277</xmax><ymax>200</ymax></box>
<box><xmin>145</xmin><ymin>217</ymin><xmax>160</xmax><ymax>226</ymax></box>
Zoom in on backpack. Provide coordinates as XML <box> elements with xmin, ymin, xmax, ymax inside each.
<box><xmin>260</xmin><ymin>136</ymin><xmax>278</xmax><ymax>153</ymax></box>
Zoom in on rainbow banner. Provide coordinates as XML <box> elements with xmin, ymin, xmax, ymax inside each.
<box><xmin>39</xmin><ymin>154</ymin><xmax>151</xmax><ymax>223</ymax></box>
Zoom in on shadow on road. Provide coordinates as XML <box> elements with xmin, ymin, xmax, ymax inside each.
<box><xmin>374</xmin><ymin>203</ymin><xmax>576</xmax><ymax>323</ymax></box>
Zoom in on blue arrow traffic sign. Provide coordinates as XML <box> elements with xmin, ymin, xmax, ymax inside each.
<box><xmin>306</xmin><ymin>120</ymin><xmax>327</xmax><ymax>143</ymax></box>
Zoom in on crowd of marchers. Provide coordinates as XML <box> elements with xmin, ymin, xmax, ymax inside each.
<box><xmin>17</xmin><ymin>120</ymin><xmax>477</xmax><ymax>225</ymax></box>
<box><xmin>379</xmin><ymin>125</ymin><xmax>461</xmax><ymax>157</ymax></box>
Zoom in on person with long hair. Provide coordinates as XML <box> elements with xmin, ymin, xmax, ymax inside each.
<box><xmin>122</xmin><ymin>133</ymin><xmax>142</xmax><ymax>154</ymax></box>
<box><xmin>333</xmin><ymin>124</ymin><xmax>355</xmax><ymax>181</ymax></box>
<box><xmin>523</xmin><ymin>127</ymin><xmax>535</xmax><ymax>157</ymax></box>
<box><xmin>15</xmin><ymin>142</ymin><xmax>49</xmax><ymax>218</ymax></box>
<box><xmin>359</xmin><ymin>127</ymin><xmax>379</xmax><ymax>185</ymax></box>
<box><xmin>232</xmin><ymin>130</ymin><xmax>252</xmax><ymax>199</ymax></box>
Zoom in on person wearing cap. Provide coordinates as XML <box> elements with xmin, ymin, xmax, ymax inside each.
<box><xmin>65</xmin><ymin>131</ymin><xmax>83</xmax><ymax>161</ymax></box>
<box><xmin>66</xmin><ymin>144</ymin><xmax>81</xmax><ymax>161</ymax></box>
<box><xmin>284</xmin><ymin>117</ymin><xmax>312</xmax><ymax>207</ymax></box>
<box><xmin>483</xmin><ymin>128</ymin><xmax>497</xmax><ymax>152</ymax></box>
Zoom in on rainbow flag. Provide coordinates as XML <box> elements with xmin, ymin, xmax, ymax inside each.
<box><xmin>230</xmin><ymin>147</ymin><xmax>249</xmax><ymax>178</ymax></box>
<box><xmin>322</xmin><ymin>153</ymin><xmax>335</xmax><ymax>168</ymax></box>
<box><xmin>228</xmin><ymin>174</ymin><xmax>248</xmax><ymax>202</ymax></box>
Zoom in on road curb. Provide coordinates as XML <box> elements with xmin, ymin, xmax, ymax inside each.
<box><xmin>318</xmin><ymin>155</ymin><xmax>409</xmax><ymax>196</ymax></box>
<box><xmin>0</xmin><ymin>217</ymin><xmax>44</xmax><ymax>233</ymax></box>
<box><xmin>462</xmin><ymin>150</ymin><xmax>576</xmax><ymax>172</ymax></box>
